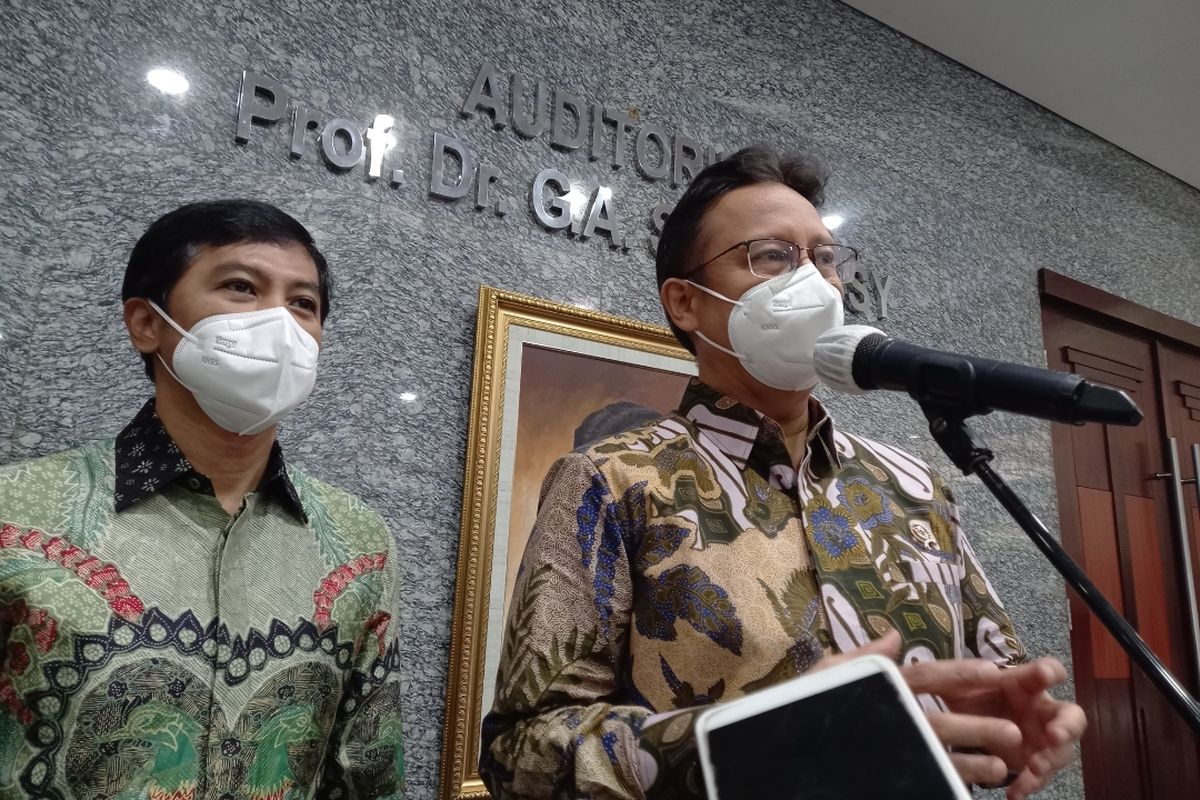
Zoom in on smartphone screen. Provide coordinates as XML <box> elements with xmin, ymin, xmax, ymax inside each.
<box><xmin>705</xmin><ymin>671</ymin><xmax>962</xmax><ymax>799</ymax></box>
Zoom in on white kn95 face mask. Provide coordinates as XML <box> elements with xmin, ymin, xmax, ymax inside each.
<box><xmin>688</xmin><ymin>263</ymin><xmax>845</xmax><ymax>391</ymax></box>
<box><xmin>149</xmin><ymin>301</ymin><xmax>320</xmax><ymax>435</ymax></box>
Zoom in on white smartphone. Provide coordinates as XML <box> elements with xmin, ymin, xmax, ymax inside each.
<box><xmin>694</xmin><ymin>654</ymin><xmax>971</xmax><ymax>800</ymax></box>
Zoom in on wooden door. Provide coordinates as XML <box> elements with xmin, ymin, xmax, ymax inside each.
<box><xmin>1041</xmin><ymin>270</ymin><xmax>1200</xmax><ymax>799</ymax></box>
<box><xmin>1156</xmin><ymin>342</ymin><xmax>1200</xmax><ymax>690</ymax></box>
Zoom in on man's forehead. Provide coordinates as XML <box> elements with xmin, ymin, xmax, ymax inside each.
<box><xmin>190</xmin><ymin>241</ymin><xmax>317</xmax><ymax>276</ymax></box>
<box><xmin>711</xmin><ymin>183</ymin><xmax>817</xmax><ymax>223</ymax></box>
<box><xmin>700</xmin><ymin>183</ymin><xmax>826</xmax><ymax>247</ymax></box>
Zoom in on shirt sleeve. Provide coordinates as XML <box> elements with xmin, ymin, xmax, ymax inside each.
<box><xmin>945</xmin><ymin>483</ymin><xmax>1029</xmax><ymax>667</ymax></box>
<box><xmin>320</xmin><ymin>521</ymin><xmax>406</xmax><ymax>799</ymax></box>
<box><xmin>480</xmin><ymin>452</ymin><xmax>651</xmax><ymax>799</ymax></box>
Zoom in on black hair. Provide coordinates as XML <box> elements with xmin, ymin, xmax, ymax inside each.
<box><xmin>122</xmin><ymin>199</ymin><xmax>332</xmax><ymax>380</ymax></box>
<box><xmin>572</xmin><ymin>400</ymin><xmax>663</xmax><ymax>449</ymax></box>
<box><xmin>655</xmin><ymin>144</ymin><xmax>828</xmax><ymax>353</ymax></box>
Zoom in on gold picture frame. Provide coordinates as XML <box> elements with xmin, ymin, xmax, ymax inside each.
<box><xmin>439</xmin><ymin>286</ymin><xmax>697</xmax><ymax>799</ymax></box>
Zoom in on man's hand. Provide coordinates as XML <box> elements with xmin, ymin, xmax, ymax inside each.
<box><xmin>816</xmin><ymin>634</ymin><xmax>1085</xmax><ymax>798</ymax></box>
<box><xmin>902</xmin><ymin>654</ymin><xmax>1086</xmax><ymax>799</ymax></box>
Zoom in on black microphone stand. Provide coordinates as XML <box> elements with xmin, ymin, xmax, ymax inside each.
<box><xmin>919</xmin><ymin>401</ymin><xmax>1200</xmax><ymax>734</ymax></box>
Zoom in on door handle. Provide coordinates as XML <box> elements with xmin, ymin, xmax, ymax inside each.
<box><xmin>1191</xmin><ymin>442</ymin><xmax>1200</xmax><ymax>514</ymax></box>
<box><xmin>1161</xmin><ymin>437</ymin><xmax>1200</xmax><ymax>689</ymax></box>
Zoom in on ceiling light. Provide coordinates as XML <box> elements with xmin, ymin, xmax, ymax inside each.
<box><xmin>147</xmin><ymin>68</ymin><xmax>189</xmax><ymax>95</ymax></box>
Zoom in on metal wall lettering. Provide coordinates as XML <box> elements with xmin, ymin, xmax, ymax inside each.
<box><xmin>475</xmin><ymin>164</ymin><xmax>502</xmax><ymax>211</ymax></box>
<box><xmin>589</xmin><ymin>103</ymin><xmax>606</xmax><ymax>161</ymax></box>
<box><xmin>231</xmin><ymin>63</ymin><xmax>896</xmax><ymax>319</ymax></box>
<box><xmin>510</xmin><ymin>74</ymin><xmax>549</xmax><ymax>139</ymax></box>
<box><xmin>530</xmin><ymin>168</ymin><xmax>572</xmax><ymax>230</ymax></box>
<box><xmin>869</xmin><ymin>270</ymin><xmax>892</xmax><ymax>319</ymax></box>
<box><xmin>842</xmin><ymin>269</ymin><xmax>892</xmax><ymax>320</ymax></box>
<box><xmin>604</xmin><ymin>106</ymin><xmax>636</xmax><ymax>169</ymax></box>
<box><xmin>550</xmin><ymin>88</ymin><xmax>586</xmax><ymax>151</ymax></box>
<box><xmin>459</xmin><ymin>62</ymin><xmax>723</xmax><ymax>180</ymax></box>
<box><xmin>430</xmin><ymin>133</ymin><xmax>474</xmax><ymax>200</ymax></box>
<box><xmin>461</xmin><ymin>61</ymin><xmax>507</xmax><ymax>129</ymax></box>
<box><xmin>365</xmin><ymin>115</ymin><xmax>394</xmax><ymax>180</ymax></box>
<box><xmin>577</xmin><ymin>186</ymin><xmax>622</xmax><ymax>247</ymax></box>
<box><xmin>290</xmin><ymin>105</ymin><xmax>321</xmax><ymax>158</ymax></box>
<box><xmin>235</xmin><ymin>71</ymin><xmax>288</xmax><ymax>142</ymax></box>
<box><xmin>671</xmin><ymin>134</ymin><xmax>705</xmax><ymax>187</ymax></box>
<box><xmin>634</xmin><ymin>124</ymin><xmax>670</xmax><ymax>180</ymax></box>
<box><xmin>648</xmin><ymin>201</ymin><xmax>672</xmax><ymax>254</ymax></box>
<box><xmin>319</xmin><ymin>118</ymin><xmax>363</xmax><ymax>170</ymax></box>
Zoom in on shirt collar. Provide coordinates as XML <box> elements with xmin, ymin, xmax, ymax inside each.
<box><xmin>114</xmin><ymin>398</ymin><xmax>309</xmax><ymax>523</ymax></box>
<box><xmin>677</xmin><ymin>378</ymin><xmax>843</xmax><ymax>481</ymax></box>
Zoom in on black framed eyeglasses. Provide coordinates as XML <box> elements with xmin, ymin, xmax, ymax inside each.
<box><xmin>687</xmin><ymin>238</ymin><xmax>861</xmax><ymax>281</ymax></box>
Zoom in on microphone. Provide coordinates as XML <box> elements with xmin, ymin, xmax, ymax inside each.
<box><xmin>813</xmin><ymin>325</ymin><xmax>1143</xmax><ymax>426</ymax></box>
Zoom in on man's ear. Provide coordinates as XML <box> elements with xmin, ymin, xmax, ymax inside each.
<box><xmin>124</xmin><ymin>298</ymin><xmax>163</xmax><ymax>358</ymax></box>
<box><xmin>660</xmin><ymin>278</ymin><xmax>702</xmax><ymax>338</ymax></box>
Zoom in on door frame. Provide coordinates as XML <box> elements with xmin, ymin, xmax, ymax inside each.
<box><xmin>1040</xmin><ymin>269</ymin><xmax>1200</xmax><ymax>351</ymax></box>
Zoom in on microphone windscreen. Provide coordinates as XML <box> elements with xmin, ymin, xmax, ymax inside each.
<box><xmin>814</xmin><ymin>325</ymin><xmax>886</xmax><ymax>394</ymax></box>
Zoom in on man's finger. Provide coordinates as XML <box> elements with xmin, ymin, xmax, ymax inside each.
<box><xmin>901</xmin><ymin>657</ymin><xmax>1002</xmax><ymax>696</ymax></box>
<box><xmin>925</xmin><ymin>712</ymin><xmax>1024</xmax><ymax>769</ymax></box>
<box><xmin>1049</xmin><ymin>702</ymin><xmax>1087</xmax><ymax>744</ymax></box>
<box><xmin>947</xmin><ymin>750</ymin><xmax>1010</xmax><ymax>789</ymax></box>
<box><xmin>1006</xmin><ymin>766</ymin><xmax>1048</xmax><ymax>800</ymax></box>
<box><xmin>1024</xmin><ymin>701</ymin><xmax>1086</xmax><ymax>770</ymax></box>
<box><xmin>1029</xmin><ymin>737</ymin><xmax>1079</xmax><ymax>778</ymax></box>
<box><xmin>1005</xmin><ymin>657</ymin><xmax>1067</xmax><ymax>695</ymax></box>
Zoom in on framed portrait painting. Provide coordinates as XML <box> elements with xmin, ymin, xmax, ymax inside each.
<box><xmin>439</xmin><ymin>286</ymin><xmax>696</xmax><ymax>799</ymax></box>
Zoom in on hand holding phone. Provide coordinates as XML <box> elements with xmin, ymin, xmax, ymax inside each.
<box><xmin>694</xmin><ymin>654</ymin><xmax>972</xmax><ymax>800</ymax></box>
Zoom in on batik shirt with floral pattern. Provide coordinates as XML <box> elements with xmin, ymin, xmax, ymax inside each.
<box><xmin>0</xmin><ymin>399</ymin><xmax>405</xmax><ymax>799</ymax></box>
<box><xmin>480</xmin><ymin>379</ymin><xmax>1025</xmax><ymax>799</ymax></box>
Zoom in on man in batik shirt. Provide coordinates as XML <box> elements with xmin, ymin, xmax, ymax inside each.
<box><xmin>0</xmin><ymin>200</ymin><xmax>404</xmax><ymax>798</ymax></box>
<box><xmin>481</xmin><ymin>147</ymin><xmax>1085</xmax><ymax>799</ymax></box>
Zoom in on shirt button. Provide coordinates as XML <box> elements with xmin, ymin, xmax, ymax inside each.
<box><xmin>187</xmin><ymin>477</ymin><xmax>201</xmax><ymax>490</ymax></box>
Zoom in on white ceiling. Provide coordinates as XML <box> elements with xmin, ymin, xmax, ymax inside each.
<box><xmin>840</xmin><ymin>0</ymin><xmax>1200</xmax><ymax>190</ymax></box>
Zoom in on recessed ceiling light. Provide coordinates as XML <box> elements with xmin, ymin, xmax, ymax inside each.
<box><xmin>147</xmin><ymin>68</ymin><xmax>189</xmax><ymax>95</ymax></box>
<box><xmin>822</xmin><ymin>214</ymin><xmax>845</xmax><ymax>230</ymax></box>
<box><xmin>399</xmin><ymin>392</ymin><xmax>417</xmax><ymax>403</ymax></box>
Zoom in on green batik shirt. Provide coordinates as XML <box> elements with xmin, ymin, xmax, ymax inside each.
<box><xmin>481</xmin><ymin>378</ymin><xmax>1025</xmax><ymax>799</ymax></box>
<box><xmin>0</xmin><ymin>399</ymin><xmax>404</xmax><ymax>800</ymax></box>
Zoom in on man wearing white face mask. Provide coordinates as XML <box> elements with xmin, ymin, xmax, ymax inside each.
<box><xmin>0</xmin><ymin>200</ymin><xmax>405</xmax><ymax>798</ymax></box>
<box><xmin>482</xmin><ymin>146</ymin><xmax>1084</xmax><ymax>799</ymax></box>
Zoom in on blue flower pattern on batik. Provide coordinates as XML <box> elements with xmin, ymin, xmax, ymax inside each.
<box><xmin>807</xmin><ymin>500</ymin><xmax>866</xmax><ymax>572</ymax></box>
<box><xmin>582</xmin><ymin>479</ymin><xmax>648</xmax><ymax>639</ymax></box>
<box><xmin>811</xmin><ymin>506</ymin><xmax>856</xmax><ymax>557</ymax></box>
<box><xmin>634</xmin><ymin>565</ymin><xmax>743</xmax><ymax>655</ymax></box>
<box><xmin>575</xmin><ymin>477</ymin><xmax>606</xmax><ymax>570</ymax></box>
<box><xmin>840</xmin><ymin>476</ymin><xmax>894</xmax><ymax>530</ymax></box>
<box><xmin>601</xmin><ymin>731</ymin><xmax>619</xmax><ymax>765</ymax></box>
<box><xmin>659</xmin><ymin>654</ymin><xmax>726</xmax><ymax>706</ymax></box>
<box><xmin>593</xmin><ymin>505</ymin><xmax>623</xmax><ymax>639</ymax></box>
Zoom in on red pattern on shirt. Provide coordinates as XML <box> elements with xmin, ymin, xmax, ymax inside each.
<box><xmin>312</xmin><ymin>551</ymin><xmax>388</xmax><ymax>630</ymax></box>
<box><xmin>0</xmin><ymin>523</ymin><xmax>145</xmax><ymax>622</ymax></box>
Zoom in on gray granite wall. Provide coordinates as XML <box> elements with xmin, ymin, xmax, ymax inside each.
<box><xmin>3</xmin><ymin>1</ymin><xmax>1199</xmax><ymax>797</ymax></box>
